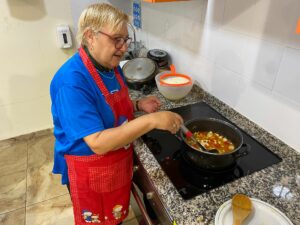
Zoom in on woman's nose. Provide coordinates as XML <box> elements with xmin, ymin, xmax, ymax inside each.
<box><xmin>119</xmin><ymin>42</ymin><xmax>128</xmax><ymax>52</ymax></box>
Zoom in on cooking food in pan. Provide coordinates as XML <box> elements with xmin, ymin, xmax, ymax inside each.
<box><xmin>186</xmin><ymin>131</ymin><xmax>235</xmax><ymax>154</ymax></box>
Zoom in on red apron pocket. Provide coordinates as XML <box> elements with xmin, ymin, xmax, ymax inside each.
<box><xmin>88</xmin><ymin>155</ymin><xmax>133</xmax><ymax>193</ymax></box>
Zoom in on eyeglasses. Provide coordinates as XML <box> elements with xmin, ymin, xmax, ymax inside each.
<box><xmin>97</xmin><ymin>30</ymin><xmax>132</xmax><ymax>49</ymax></box>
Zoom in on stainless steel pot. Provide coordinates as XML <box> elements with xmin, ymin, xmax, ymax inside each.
<box><xmin>147</xmin><ymin>49</ymin><xmax>170</xmax><ymax>69</ymax></box>
<box><xmin>180</xmin><ymin>118</ymin><xmax>248</xmax><ymax>170</ymax></box>
<box><xmin>122</xmin><ymin>57</ymin><xmax>158</xmax><ymax>94</ymax></box>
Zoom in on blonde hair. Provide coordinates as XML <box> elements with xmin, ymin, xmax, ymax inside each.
<box><xmin>77</xmin><ymin>3</ymin><xmax>129</xmax><ymax>46</ymax></box>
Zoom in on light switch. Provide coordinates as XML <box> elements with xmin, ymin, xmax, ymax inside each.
<box><xmin>56</xmin><ymin>25</ymin><xmax>72</xmax><ymax>49</ymax></box>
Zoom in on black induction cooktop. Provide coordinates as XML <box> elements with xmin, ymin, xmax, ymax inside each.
<box><xmin>142</xmin><ymin>102</ymin><xmax>282</xmax><ymax>200</ymax></box>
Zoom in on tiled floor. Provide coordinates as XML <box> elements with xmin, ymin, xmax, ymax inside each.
<box><xmin>0</xmin><ymin>131</ymin><xmax>141</xmax><ymax>225</ymax></box>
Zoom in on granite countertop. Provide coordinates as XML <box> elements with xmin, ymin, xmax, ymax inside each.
<box><xmin>129</xmin><ymin>85</ymin><xmax>300</xmax><ymax>225</ymax></box>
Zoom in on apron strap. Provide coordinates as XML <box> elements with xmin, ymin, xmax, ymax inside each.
<box><xmin>79</xmin><ymin>47</ymin><xmax>110</xmax><ymax>97</ymax></box>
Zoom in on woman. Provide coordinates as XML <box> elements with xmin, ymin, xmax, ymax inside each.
<box><xmin>50</xmin><ymin>3</ymin><xmax>183</xmax><ymax>225</ymax></box>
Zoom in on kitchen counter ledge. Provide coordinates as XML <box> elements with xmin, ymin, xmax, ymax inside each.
<box><xmin>129</xmin><ymin>85</ymin><xmax>300</xmax><ymax>225</ymax></box>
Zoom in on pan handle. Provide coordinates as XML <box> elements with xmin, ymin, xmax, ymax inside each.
<box><xmin>174</xmin><ymin>133</ymin><xmax>183</xmax><ymax>142</ymax></box>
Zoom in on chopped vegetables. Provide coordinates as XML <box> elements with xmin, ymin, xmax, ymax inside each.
<box><xmin>187</xmin><ymin>131</ymin><xmax>235</xmax><ymax>154</ymax></box>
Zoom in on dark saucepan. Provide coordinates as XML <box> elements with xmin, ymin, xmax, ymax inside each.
<box><xmin>180</xmin><ymin>118</ymin><xmax>248</xmax><ymax>170</ymax></box>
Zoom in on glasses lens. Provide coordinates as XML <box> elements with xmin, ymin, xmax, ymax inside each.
<box><xmin>115</xmin><ymin>38</ymin><xmax>124</xmax><ymax>49</ymax></box>
<box><xmin>126</xmin><ymin>38</ymin><xmax>132</xmax><ymax>46</ymax></box>
<box><xmin>115</xmin><ymin>37</ymin><xmax>132</xmax><ymax>49</ymax></box>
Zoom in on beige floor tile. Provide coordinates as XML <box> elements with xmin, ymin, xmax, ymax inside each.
<box><xmin>0</xmin><ymin>141</ymin><xmax>27</xmax><ymax>177</ymax></box>
<box><xmin>123</xmin><ymin>217</ymin><xmax>140</xmax><ymax>225</ymax></box>
<box><xmin>26</xmin><ymin>162</ymin><xmax>68</xmax><ymax>205</ymax></box>
<box><xmin>0</xmin><ymin>138</ymin><xmax>18</xmax><ymax>151</ymax></box>
<box><xmin>123</xmin><ymin>205</ymin><xmax>136</xmax><ymax>222</ymax></box>
<box><xmin>0</xmin><ymin>171</ymin><xmax>26</xmax><ymax>214</ymax></box>
<box><xmin>130</xmin><ymin>192</ymin><xmax>142</xmax><ymax>217</ymax></box>
<box><xmin>26</xmin><ymin>194</ymin><xmax>73</xmax><ymax>225</ymax></box>
<box><xmin>26</xmin><ymin>134</ymin><xmax>68</xmax><ymax>205</ymax></box>
<box><xmin>0</xmin><ymin>208</ymin><xmax>25</xmax><ymax>225</ymax></box>
<box><xmin>1</xmin><ymin>131</ymin><xmax>141</xmax><ymax>224</ymax></box>
<box><xmin>27</xmin><ymin>134</ymin><xmax>54</xmax><ymax>168</ymax></box>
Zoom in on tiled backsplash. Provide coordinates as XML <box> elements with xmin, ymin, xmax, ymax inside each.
<box><xmin>136</xmin><ymin>0</ymin><xmax>300</xmax><ymax>151</ymax></box>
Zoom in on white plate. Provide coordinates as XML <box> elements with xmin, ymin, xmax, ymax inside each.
<box><xmin>215</xmin><ymin>198</ymin><xmax>294</xmax><ymax>225</ymax></box>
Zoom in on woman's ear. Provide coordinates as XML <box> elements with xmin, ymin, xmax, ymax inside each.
<box><xmin>84</xmin><ymin>29</ymin><xmax>95</xmax><ymax>48</ymax></box>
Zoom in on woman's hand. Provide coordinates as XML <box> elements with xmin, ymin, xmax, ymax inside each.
<box><xmin>137</xmin><ymin>96</ymin><xmax>161</xmax><ymax>113</ymax></box>
<box><xmin>150</xmin><ymin>111</ymin><xmax>183</xmax><ymax>134</ymax></box>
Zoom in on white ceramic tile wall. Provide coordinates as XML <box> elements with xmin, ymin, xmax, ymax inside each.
<box><xmin>251</xmin><ymin>0</ymin><xmax>300</xmax><ymax>44</ymax></box>
<box><xmin>235</xmin><ymin>83</ymin><xmax>300</xmax><ymax>151</ymax></box>
<box><xmin>210</xmin><ymin>66</ymin><xmax>247</xmax><ymax>107</ymax></box>
<box><xmin>213</xmin><ymin>29</ymin><xmax>248</xmax><ymax>74</ymax></box>
<box><xmin>243</xmin><ymin>37</ymin><xmax>284</xmax><ymax>89</ymax></box>
<box><xmin>202</xmin><ymin>0</ymin><xmax>226</xmax><ymax>27</ymax></box>
<box><xmin>135</xmin><ymin>0</ymin><xmax>300</xmax><ymax>151</ymax></box>
<box><xmin>273</xmin><ymin>48</ymin><xmax>300</xmax><ymax>104</ymax></box>
<box><xmin>223</xmin><ymin>0</ymin><xmax>257</xmax><ymax>36</ymax></box>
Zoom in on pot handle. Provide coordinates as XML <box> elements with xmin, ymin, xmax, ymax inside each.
<box><xmin>174</xmin><ymin>133</ymin><xmax>183</xmax><ymax>142</ymax></box>
<box><xmin>234</xmin><ymin>143</ymin><xmax>250</xmax><ymax>159</ymax></box>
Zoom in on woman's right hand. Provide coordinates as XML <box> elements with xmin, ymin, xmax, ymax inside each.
<box><xmin>149</xmin><ymin>111</ymin><xmax>183</xmax><ymax>134</ymax></box>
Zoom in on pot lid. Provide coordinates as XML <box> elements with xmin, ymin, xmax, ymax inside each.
<box><xmin>122</xmin><ymin>58</ymin><xmax>157</xmax><ymax>82</ymax></box>
<box><xmin>148</xmin><ymin>49</ymin><xmax>168</xmax><ymax>59</ymax></box>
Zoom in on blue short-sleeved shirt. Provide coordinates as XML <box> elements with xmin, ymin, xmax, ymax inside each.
<box><xmin>50</xmin><ymin>52</ymin><xmax>126</xmax><ymax>185</ymax></box>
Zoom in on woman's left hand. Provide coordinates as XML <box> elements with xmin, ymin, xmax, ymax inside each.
<box><xmin>138</xmin><ymin>96</ymin><xmax>161</xmax><ymax>113</ymax></box>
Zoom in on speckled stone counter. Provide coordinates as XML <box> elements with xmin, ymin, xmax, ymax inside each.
<box><xmin>129</xmin><ymin>85</ymin><xmax>300</xmax><ymax>225</ymax></box>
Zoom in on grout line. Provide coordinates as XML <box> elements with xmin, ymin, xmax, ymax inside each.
<box><xmin>25</xmin><ymin>193</ymin><xmax>71</xmax><ymax>208</ymax></box>
<box><xmin>0</xmin><ymin>207</ymin><xmax>26</xmax><ymax>216</ymax></box>
<box><xmin>24</xmin><ymin>139</ymin><xmax>29</xmax><ymax>225</ymax></box>
<box><xmin>270</xmin><ymin>46</ymin><xmax>286</xmax><ymax>91</ymax></box>
<box><xmin>0</xmin><ymin>169</ymin><xmax>27</xmax><ymax>179</ymax></box>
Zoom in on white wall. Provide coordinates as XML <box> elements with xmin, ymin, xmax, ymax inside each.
<box><xmin>134</xmin><ymin>0</ymin><xmax>300</xmax><ymax>152</ymax></box>
<box><xmin>70</xmin><ymin>0</ymin><xmax>131</xmax><ymax>36</ymax></box>
<box><xmin>0</xmin><ymin>0</ymin><xmax>75</xmax><ymax>140</ymax></box>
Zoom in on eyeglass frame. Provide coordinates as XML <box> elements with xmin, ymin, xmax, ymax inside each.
<box><xmin>96</xmin><ymin>30</ymin><xmax>132</xmax><ymax>49</ymax></box>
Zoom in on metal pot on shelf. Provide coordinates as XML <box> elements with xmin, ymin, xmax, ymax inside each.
<box><xmin>147</xmin><ymin>49</ymin><xmax>170</xmax><ymax>69</ymax></box>
<box><xmin>180</xmin><ymin>118</ymin><xmax>249</xmax><ymax>170</ymax></box>
<box><xmin>122</xmin><ymin>57</ymin><xmax>158</xmax><ymax>95</ymax></box>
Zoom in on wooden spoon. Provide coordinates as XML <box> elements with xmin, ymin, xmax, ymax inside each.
<box><xmin>232</xmin><ymin>194</ymin><xmax>252</xmax><ymax>225</ymax></box>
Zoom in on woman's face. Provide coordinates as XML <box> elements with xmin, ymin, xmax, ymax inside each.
<box><xmin>89</xmin><ymin>24</ymin><xmax>129</xmax><ymax>69</ymax></box>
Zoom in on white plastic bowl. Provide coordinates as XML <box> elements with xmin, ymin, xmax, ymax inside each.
<box><xmin>155</xmin><ymin>70</ymin><xmax>193</xmax><ymax>100</ymax></box>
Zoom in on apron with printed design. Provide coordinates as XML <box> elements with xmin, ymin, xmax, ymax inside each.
<box><xmin>65</xmin><ymin>47</ymin><xmax>134</xmax><ymax>225</ymax></box>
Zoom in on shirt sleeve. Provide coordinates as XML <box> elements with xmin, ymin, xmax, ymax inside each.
<box><xmin>54</xmin><ymin>85</ymin><xmax>104</xmax><ymax>141</ymax></box>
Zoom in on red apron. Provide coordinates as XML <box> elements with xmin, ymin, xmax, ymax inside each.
<box><xmin>65</xmin><ymin>47</ymin><xmax>134</xmax><ymax>225</ymax></box>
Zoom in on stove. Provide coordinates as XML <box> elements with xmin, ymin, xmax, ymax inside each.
<box><xmin>142</xmin><ymin>102</ymin><xmax>282</xmax><ymax>200</ymax></box>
